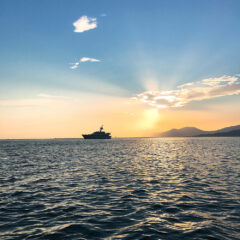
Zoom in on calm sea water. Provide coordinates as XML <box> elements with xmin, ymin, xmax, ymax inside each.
<box><xmin>0</xmin><ymin>138</ymin><xmax>239</xmax><ymax>240</ymax></box>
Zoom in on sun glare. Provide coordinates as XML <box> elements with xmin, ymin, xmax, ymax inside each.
<box><xmin>138</xmin><ymin>108</ymin><xmax>160</xmax><ymax>130</ymax></box>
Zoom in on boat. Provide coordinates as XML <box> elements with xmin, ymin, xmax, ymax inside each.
<box><xmin>82</xmin><ymin>125</ymin><xmax>112</xmax><ymax>139</ymax></box>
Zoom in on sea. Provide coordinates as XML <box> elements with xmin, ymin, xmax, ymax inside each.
<box><xmin>0</xmin><ymin>138</ymin><xmax>239</xmax><ymax>240</ymax></box>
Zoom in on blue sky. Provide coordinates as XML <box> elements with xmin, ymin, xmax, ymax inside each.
<box><xmin>1</xmin><ymin>0</ymin><xmax>240</xmax><ymax>94</ymax></box>
<box><xmin>0</xmin><ymin>0</ymin><xmax>240</xmax><ymax>137</ymax></box>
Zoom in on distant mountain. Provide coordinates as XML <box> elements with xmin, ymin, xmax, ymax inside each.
<box><xmin>158</xmin><ymin>125</ymin><xmax>240</xmax><ymax>137</ymax></box>
<box><xmin>197</xmin><ymin>129</ymin><xmax>240</xmax><ymax>137</ymax></box>
<box><xmin>159</xmin><ymin>127</ymin><xmax>206</xmax><ymax>137</ymax></box>
<box><xmin>211</xmin><ymin>125</ymin><xmax>240</xmax><ymax>134</ymax></box>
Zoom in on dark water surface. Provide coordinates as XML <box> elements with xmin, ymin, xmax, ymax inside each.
<box><xmin>0</xmin><ymin>138</ymin><xmax>240</xmax><ymax>240</ymax></box>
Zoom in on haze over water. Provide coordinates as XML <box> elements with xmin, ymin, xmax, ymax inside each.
<box><xmin>0</xmin><ymin>138</ymin><xmax>239</xmax><ymax>239</ymax></box>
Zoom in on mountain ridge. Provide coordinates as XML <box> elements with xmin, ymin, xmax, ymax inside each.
<box><xmin>157</xmin><ymin>124</ymin><xmax>240</xmax><ymax>137</ymax></box>
<box><xmin>197</xmin><ymin>129</ymin><xmax>240</xmax><ymax>137</ymax></box>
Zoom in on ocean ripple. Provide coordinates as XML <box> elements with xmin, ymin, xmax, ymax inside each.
<box><xmin>0</xmin><ymin>138</ymin><xmax>240</xmax><ymax>239</ymax></box>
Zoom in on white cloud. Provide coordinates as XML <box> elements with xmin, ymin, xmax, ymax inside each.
<box><xmin>69</xmin><ymin>57</ymin><xmax>101</xmax><ymax>69</ymax></box>
<box><xmin>73</xmin><ymin>15</ymin><xmax>97</xmax><ymax>33</ymax></box>
<box><xmin>135</xmin><ymin>75</ymin><xmax>240</xmax><ymax>108</ymax></box>
<box><xmin>100</xmin><ymin>13</ymin><xmax>107</xmax><ymax>17</ymax></box>
<box><xmin>80</xmin><ymin>57</ymin><xmax>100</xmax><ymax>62</ymax></box>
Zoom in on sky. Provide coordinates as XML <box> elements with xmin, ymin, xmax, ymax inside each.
<box><xmin>0</xmin><ymin>0</ymin><xmax>240</xmax><ymax>138</ymax></box>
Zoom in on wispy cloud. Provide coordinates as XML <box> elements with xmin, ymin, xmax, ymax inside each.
<box><xmin>70</xmin><ymin>62</ymin><xmax>79</xmax><ymax>69</ymax></box>
<box><xmin>73</xmin><ymin>15</ymin><xmax>97</xmax><ymax>33</ymax></box>
<box><xmin>0</xmin><ymin>98</ymin><xmax>57</xmax><ymax>107</ymax></box>
<box><xmin>0</xmin><ymin>94</ymin><xmax>70</xmax><ymax>107</ymax></box>
<box><xmin>37</xmin><ymin>93</ymin><xmax>69</xmax><ymax>99</ymax></box>
<box><xmin>135</xmin><ymin>75</ymin><xmax>240</xmax><ymax>108</ymax></box>
<box><xmin>100</xmin><ymin>13</ymin><xmax>107</xmax><ymax>17</ymax></box>
<box><xmin>69</xmin><ymin>57</ymin><xmax>101</xmax><ymax>69</ymax></box>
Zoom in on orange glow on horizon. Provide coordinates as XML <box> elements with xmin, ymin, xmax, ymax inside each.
<box><xmin>0</xmin><ymin>94</ymin><xmax>240</xmax><ymax>139</ymax></box>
